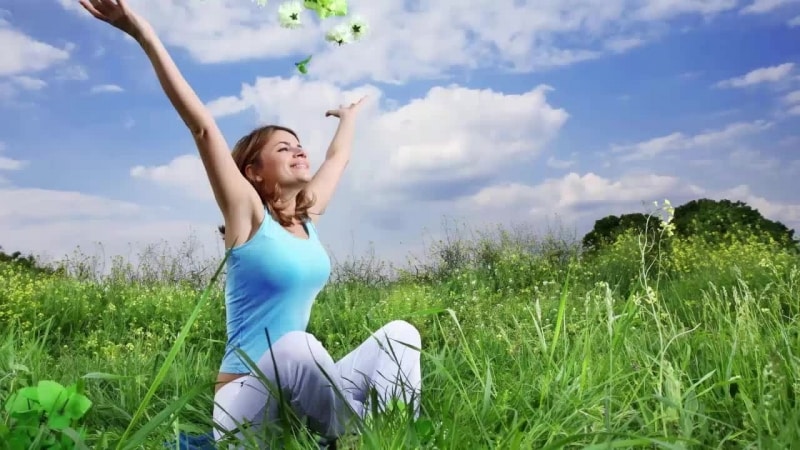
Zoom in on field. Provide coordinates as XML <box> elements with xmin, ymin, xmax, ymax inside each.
<box><xmin>1</xmin><ymin>215</ymin><xmax>799</xmax><ymax>449</ymax></box>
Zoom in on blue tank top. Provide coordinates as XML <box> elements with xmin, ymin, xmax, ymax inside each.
<box><xmin>219</xmin><ymin>209</ymin><xmax>331</xmax><ymax>374</ymax></box>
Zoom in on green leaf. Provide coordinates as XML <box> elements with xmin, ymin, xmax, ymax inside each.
<box><xmin>63</xmin><ymin>392</ymin><xmax>92</xmax><ymax>420</ymax></box>
<box><xmin>5</xmin><ymin>387</ymin><xmax>38</xmax><ymax>414</ymax></box>
<box><xmin>413</xmin><ymin>418</ymin><xmax>434</xmax><ymax>440</ymax></box>
<box><xmin>304</xmin><ymin>0</ymin><xmax>347</xmax><ymax>19</ymax></box>
<box><xmin>295</xmin><ymin>55</ymin><xmax>312</xmax><ymax>74</ymax></box>
<box><xmin>48</xmin><ymin>412</ymin><xmax>71</xmax><ymax>430</ymax></box>
<box><xmin>37</xmin><ymin>380</ymin><xmax>69</xmax><ymax>414</ymax></box>
<box><xmin>81</xmin><ymin>372</ymin><xmax>131</xmax><ymax>381</ymax></box>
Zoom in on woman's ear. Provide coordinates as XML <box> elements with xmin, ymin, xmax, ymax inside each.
<box><xmin>244</xmin><ymin>164</ymin><xmax>262</xmax><ymax>183</ymax></box>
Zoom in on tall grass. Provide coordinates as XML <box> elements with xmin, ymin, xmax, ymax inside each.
<box><xmin>1</xmin><ymin>217</ymin><xmax>798</xmax><ymax>448</ymax></box>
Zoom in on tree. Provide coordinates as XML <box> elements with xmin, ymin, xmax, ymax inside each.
<box><xmin>582</xmin><ymin>212</ymin><xmax>663</xmax><ymax>252</ymax></box>
<box><xmin>0</xmin><ymin>246</ymin><xmax>58</xmax><ymax>275</ymax></box>
<box><xmin>671</xmin><ymin>198</ymin><xmax>797</xmax><ymax>250</ymax></box>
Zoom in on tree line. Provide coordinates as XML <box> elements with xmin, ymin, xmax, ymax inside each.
<box><xmin>2</xmin><ymin>198</ymin><xmax>797</xmax><ymax>275</ymax></box>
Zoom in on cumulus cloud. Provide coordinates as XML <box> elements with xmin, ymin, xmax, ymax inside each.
<box><xmin>0</xmin><ymin>21</ymin><xmax>70</xmax><ymax>102</ymax></box>
<box><xmin>728</xmin><ymin>149</ymin><xmax>780</xmax><ymax>171</ymax></box>
<box><xmin>740</xmin><ymin>0</ymin><xmax>799</xmax><ymax>14</ymax></box>
<box><xmin>611</xmin><ymin>120</ymin><xmax>773</xmax><ymax>161</ymax></box>
<box><xmin>0</xmin><ymin>21</ymin><xmax>70</xmax><ymax>77</ymax></box>
<box><xmin>59</xmin><ymin>0</ymin><xmax>743</xmax><ymax>85</ymax></box>
<box><xmin>783</xmin><ymin>89</ymin><xmax>800</xmax><ymax>115</ymax></box>
<box><xmin>465</xmin><ymin>172</ymin><xmax>700</xmax><ymax>215</ymax></box>
<box><xmin>0</xmin><ymin>142</ymin><xmax>27</xmax><ymax>174</ymax></box>
<box><xmin>90</xmin><ymin>84</ymin><xmax>124</xmax><ymax>94</ymax></box>
<box><xmin>547</xmin><ymin>155</ymin><xmax>577</xmax><ymax>169</ymax></box>
<box><xmin>714</xmin><ymin>63</ymin><xmax>795</xmax><ymax>88</ymax></box>
<box><xmin>714</xmin><ymin>185</ymin><xmax>800</xmax><ymax>225</ymax></box>
<box><xmin>0</xmin><ymin>184</ymin><xmax>220</xmax><ymax>266</ymax></box>
<box><xmin>10</xmin><ymin>76</ymin><xmax>47</xmax><ymax>91</ymax></box>
<box><xmin>462</xmin><ymin>172</ymin><xmax>800</xmax><ymax>231</ymax></box>
<box><xmin>131</xmin><ymin>155</ymin><xmax>212</xmax><ymax>201</ymax></box>
<box><xmin>134</xmin><ymin>77</ymin><xmax>568</xmax><ymax>204</ymax></box>
<box><xmin>0</xmin><ymin>188</ymin><xmax>141</xmax><ymax>223</ymax></box>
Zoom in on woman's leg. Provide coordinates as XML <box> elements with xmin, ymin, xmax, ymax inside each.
<box><xmin>335</xmin><ymin>320</ymin><xmax>423</xmax><ymax>418</ymax></box>
<box><xmin>212</xmin><ymin>331</ymin><xmax>359</xmax><ymax>447</ymax></box>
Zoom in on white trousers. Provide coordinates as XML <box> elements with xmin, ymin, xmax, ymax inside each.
<box><xmin>212</xmin><ymin>320</ymin><xmax>422</xmax><ymax>446</ymax></box>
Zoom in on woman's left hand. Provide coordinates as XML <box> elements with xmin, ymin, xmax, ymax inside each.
<box><xmin>325</xmin><ymin>96</ymin><xmax>368</xmax><ymax>119</ymax></box>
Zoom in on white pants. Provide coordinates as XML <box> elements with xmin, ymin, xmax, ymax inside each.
<box><xmin>212</xmin><ymin>320</ymin><xmax>422</xmax><ymax>446</ymax></box>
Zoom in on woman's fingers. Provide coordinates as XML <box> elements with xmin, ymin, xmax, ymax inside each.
<box><xmin>79</xmin><ymin>0</ymin><xmax>109</xmax><ymax>21</ymax></box>
<box><xmin>116</xmin><ymin>0</ymin><xmax>132</xmax><ymax>16</ymax></box>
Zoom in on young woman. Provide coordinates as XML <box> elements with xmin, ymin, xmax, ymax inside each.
<box><xmin>79</xmin><ymin>0</ymin><xmax>422</xmax><ymax>446</ymax></box>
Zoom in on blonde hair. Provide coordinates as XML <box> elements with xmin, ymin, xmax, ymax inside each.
<box><xmin>218</xmin><ymin>125</ymin><xmax>315</xmax><ymax>236</ymax></box>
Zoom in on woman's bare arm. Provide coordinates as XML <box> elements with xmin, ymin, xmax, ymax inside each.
<box><xmin>80</xmin><ymin>0</ymin><xmax>258</xmax><ymax>222</ymax></box>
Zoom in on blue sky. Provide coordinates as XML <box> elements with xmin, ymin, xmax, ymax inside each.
<box><xmin>1</xmin><ymin>0</ymin><xmax>799</xmax><ymax>267</ymax></box>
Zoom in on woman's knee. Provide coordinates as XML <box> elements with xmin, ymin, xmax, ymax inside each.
<box><xmin>380</xmin><ymin>320</ymin><xmax>421</xmax><ymax>349</ymax></box>
<box><xmin>269</xmin><ymin>331</ymin><xmax>334</xmax><ymax>372</ymax></box>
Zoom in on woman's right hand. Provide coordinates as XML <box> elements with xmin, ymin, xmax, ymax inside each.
<box><xmin>79</xmin><ymin>0</ymin><xmax>146</xmax><ymax>38</ymax></box>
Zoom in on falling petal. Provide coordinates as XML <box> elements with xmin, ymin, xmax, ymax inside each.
<box><xmin>348</xmin><ymin>15</ymin><xmax>368</xmax><ymax>40</ymax></box>
<box><xmin>325</xmin><ymin>23</ymin><xmax>352</xmax><ymax>45</ymax></box>
<box><xmin>278</xmin><ymin>1</ymin><xmax>304</xmax><ymax>28</ymax></box>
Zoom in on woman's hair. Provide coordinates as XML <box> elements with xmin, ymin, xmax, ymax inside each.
<box><xmin>218</xmin><ymin>125</ymin><xmax>315</xmax><ymax>237</ymax></box>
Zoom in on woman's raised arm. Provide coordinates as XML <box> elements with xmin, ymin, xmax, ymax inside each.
<box><xmin>80</xmin><ymin>0</ymin><xmax>258</xmax><ymax>219</ymax></box>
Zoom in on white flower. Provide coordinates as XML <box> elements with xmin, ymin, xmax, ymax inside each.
<box><xmin>347</xmin><ymin>15</ymin><xmax>369</xmax><ymax>40</ymax></box>
<box><xmin>278</xmin><ymin>1</ymin><xmax>304</xmax><ymax>28</ymax></box>
<box><xmin>325</xmin><ymin>23</ymin><xmax>351</xmax><ymax>45</ymax></box>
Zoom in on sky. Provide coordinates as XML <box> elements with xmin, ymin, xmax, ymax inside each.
<box><xmin>0</xmin><ymin>0</ymin><xmax>799</xmax><ymax>270</ymax></box>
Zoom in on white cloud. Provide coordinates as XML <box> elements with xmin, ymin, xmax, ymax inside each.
<box><xmin>789</xmin><ymin>15</ymin><xmax>800</xmax><ymax>26</ymax></box>
<box><xmin>547</xmin><ymin>155</ymin><xmax>577</xmax><ymax>169</ymax></box>
<box><xmin>54</xmin><ymin>65</ymin><xmax>89</xmax><ymax>81</ymax></box>
<box><xmin>0</xmin><ymin>154</ymin><xmax>220</xmax><ymax>269</ymax></box>
<box><xmin>714</xmin><ymin>185</ymin><xmax>800</xmax><ymax>225</ymax></box>
<box><xmin>783</xmin><ymin>90</ymin><xmax>800</xmax><ymax>115</ymax></box>
<box><xmin>90</xmin><ymin>84</ymin><xmax>124</xmax><ymax>94</ymax></box>
<box><xmin>462</xmin><ymin>172</ymin><xmax>800</xmax><ymax>231</ymax></box>
<box><xmin>784</xmin><ymin>90</ymin><xmax>800</xmax><ymax>104</ymax></box>
<box><xmin>465</xmin><ymin>172</ymin><xmax>699</xmax><ymax>214</ymax></box>
<box><xmin>0</xmin><ymin>156</ymin><xmax>26</xmax><ymax>171</ymax></box>
<box><xmin>131</xmin><ymin>155</ymin><xmax>212</xmax><ymax>201</ymax></box>
<box><xmin>728</xmin><ymin>149</ymin><xmax>780</xmax><ymax>171</ymax></box>
<box><xmin>634</xmin><ymin>0</ymin><xmax>738</xmax><ymax>20</ymax></box>
<box><xmin>740</xmin><ymin>0</ymin><xmax>799</xmax><ymax>14</ymax></box>
<box><xmin>611</xmin><ymin>120</ymin><xmax>773</xmax><ymax>161</ymax></box>
<box><xmin>0</xmin><ymin>75</ymin><xmax>48</xmax><ymax>102</ymax></box>
<box><xmin>206</xmin><ymin>95</ymin><xmax>251</xmax><ymax>117</ymax></box>
<box><xmin>0</xmin><ymin>23</ymin><xmax>70</xmax><ymax>76</ymax></box>
<box><xmin>150</xmin><ymin>77</ymin><xmax>567</xmax><ymax>203</ymax></box>
<box><xmin>0</xmin><ymin>188</ymin><xmax>141</xmax><ymax>222</ymax></box>
<box><xmin>11</xmin><ymin>76</ymin><xmax>46</xmax><ymax>90</ymax></box>
<box><xmin>0</xmin><ymin>142</ymin><xmax>27</xmax><ymax>171</ymax></box>
<box><xmin>0</xmin><ymin>214</ymin><xmax>222</xmax><ymax>271</ymax></box>
<box><xmin>59</xmin><ymin>0</ymin><xmax>743</xmax><ymax>85</ymax></box>
<box><xmin>714</xmin><ymin>63</ymin><xmax>795</xmax><ymax>88</ymax></box>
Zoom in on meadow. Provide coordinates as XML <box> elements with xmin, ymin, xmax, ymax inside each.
<box><xmin>1</xmin><ymin>208</ymin><xmax>799</xmax><ymax>449</ymax></box>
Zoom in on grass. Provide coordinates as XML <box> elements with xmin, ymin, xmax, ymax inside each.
<box><xmin>1</xmin><ymin>216</ymin><xmax>799</xmax><ymax>449</ymax></box>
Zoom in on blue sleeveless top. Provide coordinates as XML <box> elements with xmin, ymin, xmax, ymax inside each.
<box><xmin>219</xmin><ymin>209</ymin><xmax>331</xmax><ymax>374</ymax></box>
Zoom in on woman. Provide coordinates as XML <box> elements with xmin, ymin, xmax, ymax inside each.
<box><xmin>79</xmin><ymin>0</ymin><xmax>422</xmax><ymax>446</ymax></box>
